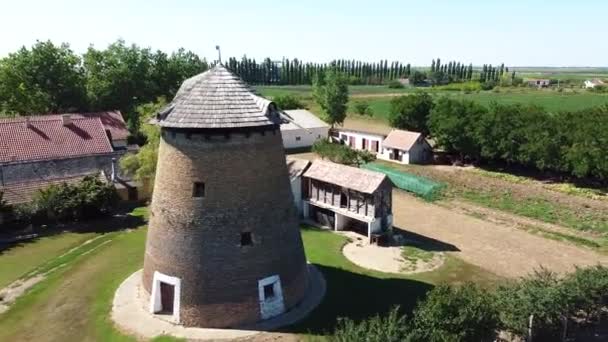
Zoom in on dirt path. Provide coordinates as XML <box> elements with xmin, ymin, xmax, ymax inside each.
<box><xmin>392</xmin><ymin>191</ymin><xmax>608</xmax><ymax>278</ymax></box>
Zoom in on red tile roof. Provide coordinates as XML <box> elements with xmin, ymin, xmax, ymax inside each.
<box><xmin>0</xmin><ymin>116</ymin><xmax>114</xmax><ymax>163</ymax></box>
<box><xmin>72</xmin><ymin>111</ymin><xmax>129</xmax><ymax>141</ymax></box>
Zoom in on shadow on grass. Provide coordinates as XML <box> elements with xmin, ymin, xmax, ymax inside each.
<box><xmin>282</xmin><ymin>264</ymin><xmax>434</xmax><ymax>335</ymax></box>
<box><xmin>393</xmin><ymin>226</ymin><xmax>460</xmax><ymax>253</ymax></box>
<box><xmin>0</xmin><ymin>203</ymin><xmax>147</xmax><ymax>253</ymax></box>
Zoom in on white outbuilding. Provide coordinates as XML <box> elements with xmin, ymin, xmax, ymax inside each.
<box><xmin>280</xmin><ymin>109</ymin><xmax>329</xmax><ymax>149</ymax></box>
<box><xmin>378</xmin><ymin>129</ymin><xmax>433</xmax><ymax>164</ymax></box>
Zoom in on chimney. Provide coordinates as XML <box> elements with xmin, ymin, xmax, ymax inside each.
<box><xmin>61</xmin><ymin>114</ymin><xmax>72</xmax><ymax>126</ymax></box>
<box><xmin>25</xmin><ymin>116</ymin><xmax>32</xmax><ymax>128</ymax></box>
<box><xmin>111</xmin><ymin>158</ymin><xmax>117</xmax><ymax>183</ymax></box>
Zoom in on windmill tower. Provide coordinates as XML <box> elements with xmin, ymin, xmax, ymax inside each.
<box><xmin>142</xmin><ymin>64</ymin><xmax>309</xmax><ymax>328</ymax></box>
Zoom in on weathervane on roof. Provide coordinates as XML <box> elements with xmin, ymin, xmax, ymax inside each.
<box><xmin>215</xmin><ymin>45</ymin><xmax>222</xmax><ymax>64</ymax></box>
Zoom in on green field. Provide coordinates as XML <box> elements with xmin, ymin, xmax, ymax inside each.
<box><xmin>256</xmin><ymin>85</ymin><xmax>608</xmax><ymax>121</ymax></box>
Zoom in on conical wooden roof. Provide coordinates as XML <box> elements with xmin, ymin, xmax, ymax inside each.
<box><xmin>155</xmin><ymin>64</ymin><xmax>279</xmax><ymax>129</ymax></box>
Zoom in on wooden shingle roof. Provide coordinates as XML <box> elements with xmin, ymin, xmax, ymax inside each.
<box><xmin>154</xmin><ymin>65</ymin><xmax>280</xmax><ymax>129</ymax></box>
<box><xmin>303</xmin><ymin>160</ymin><xmax>387</xmax><ymax>194</ymax></box>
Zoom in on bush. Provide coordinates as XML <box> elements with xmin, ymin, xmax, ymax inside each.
<box><xmin>353</xmin><ymin>101</ymin><xmax>373</xmax><ymax>116</ymax></box>
<box><xmin>481</xmin><ymin>80</ymin><xmax>497</xmax><ymax>90</ymax></box>
<box><xmin>272</xmin><ymin>94</ymin><xmax>304</xmax><ymax>110</ymax></box>
<box><xmin>387</xmin><ymin>80</ymin><xmax>404</xmax><ymax>89</ymax></box>
<box><xmin>408</xmin><ymin>283</ymin><xmax>499</xmax><ymax>342</ymax></box>
<box><xmin>312</xmin><ymin>140</ymin><xmax>376</xmax><ymax>166</ymax></box>
<box><xmin>32</xmin><ymin>176</ymin><xmax>119</xmax><ymax>222</ymax></box>
<box><xmin>0</xmin><ymin>191</ymin><xmax>10</xmax><ymax>214</ymax></box>
<box><xmin>331</xmin><ymin>307</ymin><xmax>408</xmax><ymax>342</ymax></box>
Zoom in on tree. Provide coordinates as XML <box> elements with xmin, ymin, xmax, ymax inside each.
<box><xmin>353</xmin><ymin>101</ymin><xmax>373</xmax><ymax>116</ymax></box>
<box><xmin>313</xmin><ymin>68</ymin><xmax>349</xmax><ymax>127</ymax></box>
<box><xmin>272</xmin><ymin>94</ymin><xmax>304</xmax><ymax>110</ymax></box>
<box><xmin>84</xmin><ymin>40</ymin><xmax>155</xmax><ymax>113</ymax></box>
<box><xmin>407</xmin><ymin>283</ymin><xmax>499</xmax><ymax>342</ymax></box>
<box><xmin>388</xmin><ymin>92</ymin><xmax>433</xmax><ymax>135</ymax></box>
<box><xmin>120</xmin><ymin>98</ymin><xmax>166</xmax><ymax>183</ymax></box>
<box><xmin>428</xmin><ymin>97</ymin><xmax>486</xmax><ymax>162</ymax></box>
<box><xmin>0</xmin><ymin>40</ymin><xmax>87</xmax><ymax>115</ymax></box>
<box><xmin>409</xmin><ymin>70</ymin><xmax>426</xmax><ymax>85</ymax></box>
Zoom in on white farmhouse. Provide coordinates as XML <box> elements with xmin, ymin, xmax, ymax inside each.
<box><xmin>378</xmin><ymin>129</ymin><xmax>433</xmax><ymax>164</ymax></box>
<box><xmin>334</xmin><ymin>128</ymin><xmax>432</xmax><ymax>165</ymax></box>
<box><xmin>334</xmin><ymin>129</ymin><xmax>385</xmax><ymax>154</ymax></box>
<box><xmin>584</xmin><ymin>79</ymin><xmax>605</xmax><ymax>89</ymax></box>
<box><xmin>280</xmin><ymin>109</ymin><xmax>329</xmax><ymax>149</ymax></box>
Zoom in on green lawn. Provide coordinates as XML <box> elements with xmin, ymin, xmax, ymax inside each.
<box><xmin>0</xmin><ymin>232</ymin><xmax>98</xmax><ymax>288</ymax></box>
<box><xmin>292</xmin><ymin>226</ymin><xmax>499</xmax><ymax>334</ymax></box>
<box><xmin>0</xmin><ymin>210</ymin><xmax>499</xmax><ymax>340</ymax></box>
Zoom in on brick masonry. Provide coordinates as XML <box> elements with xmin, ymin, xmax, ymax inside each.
<box><xmin>142</xmin><ymin>126</ymin><xmax>309</xmax><ymax>328</ymax></box>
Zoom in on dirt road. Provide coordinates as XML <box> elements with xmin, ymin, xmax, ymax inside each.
<box><xmin>392</xmin><ymin>190</ymin><xmax>608</xmax><ymax>278</ymax></box>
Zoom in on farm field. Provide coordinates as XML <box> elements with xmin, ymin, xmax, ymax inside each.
<box><xmin>256</xmin><ymin>85</ymin><xmax>608</xmax><ymax>121</ymax></box>
<box><xmin>372</xmin><ymin>161</ymin><xmax>608</xmax><ymax>253</ymax></box>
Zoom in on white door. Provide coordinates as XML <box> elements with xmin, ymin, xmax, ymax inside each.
<box><xmin>258</xmin><ymin>275</ymin><xmax>286</xmax><ymax>319</ymax></box>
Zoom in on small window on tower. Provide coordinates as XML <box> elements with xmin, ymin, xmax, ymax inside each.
<box><xmin>263</xmin><ymin>283</ymin><xmax>275</xmax><ymax>299</ymax></box>
<box><xmin>192</xmin><ymin>182</ymin><xmax>205</xmax><ymax>198</ymax></box>
<box><xmin>240</xmin><ymin>232</ymin><xmax>253</xmax><ymax>246</ymax></box>
<box><xmin>295</xmin><ymin>136</ymin><xmax>301</xmax><ymax>141</ymax></box>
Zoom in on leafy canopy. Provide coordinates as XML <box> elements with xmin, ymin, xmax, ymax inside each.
<box><xmin>312</xmin><ymin>140</ymin><xmax>376</xmax><ymax>167</ymax></box>
<box><xmin>313</xmin><ymin>68</ymin><xmax>349</xmax><ymax>127</ymax></box>
<box><xmin>388</xmin><ymin>92</ymin><xmax>433</xmax><ymax>135</ymax></box>
<box><xmin>0</xmin><ymin>40</ymin><xmax>86</xmax><ymax>115</ymax></box>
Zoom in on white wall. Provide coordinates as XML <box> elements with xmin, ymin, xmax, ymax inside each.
<box><xmin>337</xmin><ymin>131</ymin><xmax>385</xmax><ymax>152</ymax></box>
<box><xmin>290</xmin><ymin>177</ymin><xmax>303</xmax><ymax>215</ymax></box>
<box><xmin>282</xmin><ymin>127</ymin><xmax>328</xmax><ymax>149</ymax></box>
<box><xmin>378</xmin><ymin>148</ymin><xmax>409</xmax><ymax>164</ymax></box>
<box><xmin>377</xmin><ymin>140</ymin><xmax>431</xmax><ymax>165</ymax></box>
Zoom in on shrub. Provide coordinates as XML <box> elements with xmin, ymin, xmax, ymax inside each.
<box><xmin>32</xmin><ymin>176</ymin><xmax>119</xmax><ymax>222</ymax></box>
<box><xmin>387</xmin><ymin>80</ymin><xmax>404</xmax><ymax>89</ymax></box>
<box><xmin>495</xmin><ymin>269</ymin><xmax>566</xmax><ymax>339</ymax></box>
<box><xmin>407</xmin><ymin>283</ymin><xmax>499</xmax><ymax>342</ymax></box>
<box><xmin>353</xmin><ymin>101</ymin><xmax>373</xmax><ymax>116</ymax></box>
<box><xmin>312</xmin><ymin>140</ymin><xmax>376</xmax><ymax>166</ymax></box>
<box><xmin>331</xmin><ymin>307</ymin><xmax>408</xmax><ymax>342</ymax></box>
<box><xmin>481</xmin><ymin>80</ymin><xmax>497</xmax><ymax>90</ymax></box>
<box><xmin>0</xmin><ymin>191</ymin><xmax>10</xmax><ymax>214</ymax></box>
<box><xmin>272</xmin><ymin>94</ymin><xmax>304</xmax><ymax>110</ymax></box>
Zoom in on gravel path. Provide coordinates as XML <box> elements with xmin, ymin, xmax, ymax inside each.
<box><xmin>392</xmin><ymin>191</ymin><xmax>608</xmax><ymax>278</ymax></box>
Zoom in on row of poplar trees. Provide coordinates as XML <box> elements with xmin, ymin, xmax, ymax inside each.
<box><xmin>225</xmin><ymin>57</ymin><xmax>412</xmax><ymax>86</ymax></box>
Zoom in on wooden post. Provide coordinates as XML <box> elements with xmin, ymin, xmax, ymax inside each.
<box><xmin>528</xmin><ymin>314</ymin><xmax>534</xmax><ymax>342</ymax></box>
<box><xmin>561</xmin><ymin>316</ymin><xmax>567</xmax><ymax>342</ymax></box>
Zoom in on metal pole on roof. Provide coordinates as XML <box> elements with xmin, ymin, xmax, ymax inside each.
<box><xmin>216</xmin><ymin>45</ymin><xmax>222</xmax><ymax>64</ymax></box>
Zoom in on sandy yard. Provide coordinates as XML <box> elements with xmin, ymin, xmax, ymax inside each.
<box><xmin>340</xmin><ymin>231</ymin><xmax>444</xmax><ymax>274</ymax></box>
<box><xmin>392</xmin><ymin>191</ymin><xmax>608</xmax><ymax>278</ymax></box>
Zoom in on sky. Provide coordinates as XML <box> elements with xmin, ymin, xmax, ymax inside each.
<box><xmin>0</xmin><ymin>0</ymin><xmax>606</xmax><ymax>67</ymax></box>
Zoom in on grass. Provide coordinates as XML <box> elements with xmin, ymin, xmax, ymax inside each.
<box><xmin>256</xmin><ymin>85</ymin><xmax>608</xmax><ymax>127</ymax></box>
<box><xmin>401</xmin><ymin>246</ymin><xmax>434</xmax><ymax>264</ymax></box>
<box><xmin>473</xmin><ymin>168</ymin><xmax>607</xmax><ymax>200</ymax></box>
<box><xmin>459</xmin><ymin>190</ymin><xmax>608</xmax><ymax>235</ymax></box>
<box><xmin>293</xmin><ymin>226</ymin><xmax>500</xmax><ymax>334</ymax></box>
<box><xmin>0</xmin><ymin>214</ymin><xmax>500</xmax><ymax>340</ymax></box>
<box><xmin>0</xmin><ymin>232</ymin><xmax>98</xmax><ymax>288</ymax></box>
